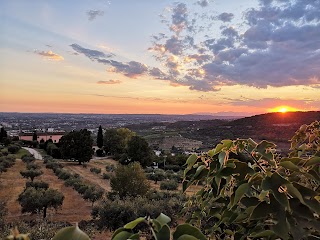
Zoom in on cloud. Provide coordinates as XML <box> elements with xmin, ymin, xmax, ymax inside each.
<box><xmin>217</xmin><ymin>12</ymin><xmax>234</xmax><ymax>22</ymax></box>
<box><xmin>87</xmin><ymin>10</ymin><xmax>104</xmax><ymax>21</ymax></box>
<box><xmin>70</xmin><ymin>43</ymin><xmax>114</xmax><ymax>60</ymax></box>
<box><xmin>97</xmin><ymin>80</ymin><xmax>122</xmax><ymax>85</ymax></box>
<box><xmin>197</xmin><ymin>0</ymin><xmax>209</xmax><ymax>7</ymax></box>
<box><xmin>149</xmin><ymin>0</ymin><xmax>320</xmax><ymax>91</ymax></box>
<box><xmin>35</xmin><ymin>50</ymin><xmax>64</xmax><ymax>61</ymax></box>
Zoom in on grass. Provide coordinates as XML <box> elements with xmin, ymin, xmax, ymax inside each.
<box><xmin>13</xmin><ymin>148</ymin><xmax>29</xmax><ymax>159</ymax></box>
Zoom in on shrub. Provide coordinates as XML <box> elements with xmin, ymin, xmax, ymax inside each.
<box><xmin>7</xmin><ymin>144</ymin><xmax>20</xmax><ymax>154</ymax></box>
<box><xmin>146</xmin><ymin>169</ymin><xmax>166</xmax><ymax>184</ymax></box>
<box><xmin>105</xmin><ymin>164</ymin><xmax>114</xmax><ymax>172</ymax></box>
<box><xmin>90</xmin><ymin>167</ymin><xmax>101</xmax><ymax>174</ymax></box>
<box><xmin>102</xmin><ymin>173</ymin><xmax>110</xmax><ymax>180</ymax></box>
<box><xmin>96</xmin><ymin>149</ymin><xmax>104</xmax><ymax>157</ymax></box>
<box><xmin>110</xmin><ymin>162</ymin><xmax>150</xmax><ymax>198</ymax></box>
<box><xmin>26</xmin><ymin>162</ymin><xmax>40</xmax><ymax>170</ymax></box>
<box><xmin>21</xmin><ymin>154</ymin><xmax>35</xmax><ymax>163</ymax></box>
<box><xmin>26</xmin><ymin>181</ymin><xmax>49</xmax><ymax>190</ymax></box>
<box><xmin>160</xmin><ymin>180</ymin><xmax>178</xmax><ymax>191</ymax></box>
<box><xmin>45</xmin><ymin>161</ymin><xmax>63</xmax><ymax>171</ymax></box>
<box><xmin>83</xmin><ymin>186</ymin><xmax>104</xmax><ymax>206</ymax></box>
<box><xmin>163</xmin><ymin>164</ymin><xmax>182</xmax><ymax>172</ymax></box>
<box><xmin>56</xmin><ymin>169</ymin><xmax>72</xmax><ymax>180</ymax></box>
<box><xmin>20</xmin><ymin>169</ymin><xmax>43</xmax><ymax>182</ymax></box>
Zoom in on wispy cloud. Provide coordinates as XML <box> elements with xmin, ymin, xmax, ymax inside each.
<box><xmin>87</xmin><ymin>10</ymin><xmax>104</xmax><ymax>21</ymax></box>
<box><xmin>97</xmin><ymin>80</ymin><xmax>122</xmax><ymax>85</ymax></box>
<box><xmin>34</xmin><ymin>50</ymin><xmax>64</xmax><ymax>61</ymax></box>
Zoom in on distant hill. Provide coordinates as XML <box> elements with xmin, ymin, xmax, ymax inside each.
<box><xmin>228</xmin><ymin>111</ymin><xmax>320</xmax><ymax>127</ymax></box>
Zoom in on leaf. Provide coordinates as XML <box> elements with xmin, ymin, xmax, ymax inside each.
<box><xmin>112</xmin><ymin>231</ymin><xmax>135</xmax><ymax>240</ymax></box>
<box><xmin>186</xmin><ymin>154</ymin><xmax>198</xmax><ymax>167</ymax></box>
<box><xmin>177</xmin><ymin>235</ymin><xmax>199</xmax><ymax>240</ymax></box>
<box><xmin>214</xmin><ymin>143</ymin><xmax>224</xmax><ymax>154</ymax></box>
<box><xmin>123</xmin><ymin>217</ymin><xmax>145</xmax><ymax>229</ymax></box>
<box><xmin>221</xmin><ymin>139</ymin><xmax>233</xmax><ymax>149</ymax></box>
<box><xmin>279</xmin><ymin>161</ymin><xmax>300</xmax><ymax>171</ymax></box>
<box><xmin>249</xmin><ymin>230</ymin><xmax>275</xmax><ymax>238</ymax></box>
<box><xmin>272</xmin><ymin>209</ymin><xmax>289</xmax><ymax>240</ymax></box>
<box><xmin>173</xmin><ymin>224</ymin><xmax>206</xmax><ymax>240</ymax></box>
<box><xmin>232</xmin><ymin>183</ymin><xmax>249</xmax><ymax>207</ymax></box>
<box><xmin>155</xmin><ymin>213</ymin><xmax>171</xmax><ymax>227</ymax></box>
<box><xmin>218</xmin><ymin>152</ymin><xmax>226</xmax><ymax>167</ymax></box>
<box><xmin>155</xmin><ymin>224</ymin><xmax>171</xmax><ymax>240</ymax></box>
<box><xmin>305</xmin><ymin>157</ymin><xmax>320</xmax><ymax>167</ymax></box>
<box><xmin>52</xmin><ymin>225</ymin><xmax>90</xmax><ymax>240</ymax></box>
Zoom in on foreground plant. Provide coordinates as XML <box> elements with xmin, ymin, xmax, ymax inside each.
<box><xmin>112</xmin><ymin>213</ymin><xmax>206</xmax><ymax>240</ymax></box>
<box><xmin>5</xmin><ymin>227</ymin><xmax>30</xmax><ymax>240</ymax></box>
<box><xmin>183</xmin><ymin>121</ymin><xmax>320</xmax><ymax>239</ymax></box>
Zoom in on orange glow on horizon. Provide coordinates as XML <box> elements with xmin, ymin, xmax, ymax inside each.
<box><xmin>270</xmin><ymin>106</ymin><xmax>299</xmax><ymax>113</ymax></box>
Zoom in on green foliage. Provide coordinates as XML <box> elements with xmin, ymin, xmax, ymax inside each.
<box><xmin>46</xmin><ymin>143</ymin><xmax>61</xmax><ymax>159</ymax></box>
<box><xmin>146</xmin><ymin>169</ymin><xmax>166</xmax><ymax>184</ymax></box>
<box><xmin>20</xmin><ymin>169</ymin><xmax>43</xmax><ymax>182</ymax></box>
<box><xmin>32</xmin><ymin>131</ymin><xmax>37</xmax><ymax>142</ymax></box>
<box><xmin>160</xmin><ymin>180</ymin><xmax>178</xmax><ymax>191</ymax></box>
<box><xmin>111</xmin><ymin>213</ymin><xmax>206</xmax><ymax>240</ymax></box>
<box><xmin>25</xmin><ymin>181</ymin><xmax>49</xmax><ymax>190</ymax></box>
<box><xmin>0</xmin><ymin>127</ymin><xmax>8</xmax><ymax>143</ymax></box>
<box><xmin>90</xmin><ymin>167</ymin><xmax>101</xmax><ymax>174</ymax></box>
<box><xmin>182</xmin><ymin>121</ymin><xmax>320</xmax><ymax>239</ymax></box>
<box><xmin>97</xmin><ymin>125</ymin><xmax>103</xmax><ymax>149</ymax></box>
<box><xmin>7</xmin><ymin>144</ymin><xmax>20</xmax><ymax>154</ymax></box>
<box><xmin>18</xmin><ymin>187</ymin><xmax>64</xmax><ymax>219</ymax></box>
<box><xmin>59</xmin><ymin>129</ymin><xmax>93</xmax><ymax>164</ymax></box>
<box><xmin>110</xmin><ymin>162</ymin><xmax>150</xmax><ymax>198</ymax></box>
<box><xmin>26</xmin><ymin>162</ymin><xmax>40</xmax><ymax>170</ymax></box>
<box><xmin>127</xmin><ymin>135</ymin><xmax>154</xmax><ymax>167</ymax></box>
<box><xmin>21</xmin><ymin>154</ymin><xmax>35</xmax><ymax>164</ymax></box>
<box><xmin>0</xmin><ymin>156</ymin><xmax>15</xmax><ymax>174</ymax></box>
<box><xmin>83</xmin><ymin>186</ymin><xmax>104</xmax><ymax>206</ymax></box>
<box><xmin>104</xmin><ymin>128</ymin><xmax>135</xmax><ymax>156</ymax></box>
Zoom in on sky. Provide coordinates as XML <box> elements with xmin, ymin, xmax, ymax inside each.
<box><xmin>0</xmin><ymin>0</ymin><xmax>319</xmax><ymax>116</ymax></box>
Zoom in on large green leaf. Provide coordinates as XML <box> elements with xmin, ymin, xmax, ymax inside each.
<box><xmin>112</xmin><ymin>231</ymin><xmax>135</xmax><ymax>240</ymax></box>
<box><xmin>232</xmin><ymin>183</ymin><xmax>249</xmax><ymax>207</ymax></box>
<box><xmin>177</xmin><ymin>235</ymin><xmax>199</xmax><ymax>240</ymax></box>
<box><xmin>186</xmin><ymin>154</ymin><xmax>198</xmax><ymax>167</ymax></box>
<box><xmin>155</xmin><ymin>213</ymin><xmax>171</xmax><ymax>227</ymax></box>
<box><xmin>155</xmin><ymin>224</ymin><xmax>171</xmax><ymax>240</ymax></box>
<box><xmin>305</xmin><ymin>156</ymin><xmax>320</xmax><ymax>167</ymax></box>
<box><xmin>173</xmin><ymin>224</ymin><xmax>206</xmax><ymax>240</ymax></box>
<box><xmin>279</xmin><ymin>161</ymin><xmax>300</xmax><ymax>171</ymax></box>
<box><xmin>124</xmin><ymin>217</ymin><xmax>145</xmax><ymax>229</ymax></box>
<box><xmin>52</xmin><ymin>225</ymin><xmax>90</xmax><ymax>240</ymax></box>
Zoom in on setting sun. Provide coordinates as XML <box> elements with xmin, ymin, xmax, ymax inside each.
<box><xmin>271</xmin><ymin>106</ymin><xmax>298</xmax><ymax>113</ymax></box>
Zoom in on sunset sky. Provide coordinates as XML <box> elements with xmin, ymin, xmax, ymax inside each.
<box><xmin>1</xmin><ymin>0</ymin><xmax>319</xmax><ymax>115</ymax></box>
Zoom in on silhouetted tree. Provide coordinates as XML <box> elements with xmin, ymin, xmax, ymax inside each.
<box><xmin>97</xmin><ymin>125</ymin><xmax>103</xmax><ymax>149</ymax></box>
<box><xmin>103</xmin><ymin>128</ymin><xmax>135</xmax><ymax>157</ymax></box>
<box><xmin>0</xmin><ymin>127</ymin><xmax>7</xmax><ymax>143</ymax></box>
<box><xmin>32</xmin><ymin>131</ymin><xmax>38</xmax><ymax>142</ymax></box>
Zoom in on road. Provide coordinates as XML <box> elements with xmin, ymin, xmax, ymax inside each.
<box><xmin>22</xmin><ymin>147</ymin><xmax>43</xmax><ymax>160</ymax></box>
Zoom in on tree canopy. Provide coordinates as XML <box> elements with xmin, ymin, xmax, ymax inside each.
<box><xmin>110</xmin><ymin>162</ymin><xmax>150</xmax><ymax>198</ymax></box>
<box><xmin>0</xmin><ymin>127</ymin><xmax>8</xmax><ymax>143</ymax></box>
<box><xmin>59</xmin><ymin>129</ymin><xmax>93</xmax><ymax>164</ymax></box>
<box><xmin>103</xmin><ymin>128</ymin><xmax>135</xmax><ymax>157</ymax></box>
<box><xmin>127</xmin><ymin>136</ymin><xmax>153</xmax><ymax>167</ymax></box>
<box><xmin>18</xmin><ymin>187</ymin><xmax>64</xmax><ymax>219</ymax></box>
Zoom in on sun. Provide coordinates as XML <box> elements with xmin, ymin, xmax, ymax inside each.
<box><xmin>270</xmin><ymin>106</ymin><xmax>298</xmax><ymax>113</ymax></box>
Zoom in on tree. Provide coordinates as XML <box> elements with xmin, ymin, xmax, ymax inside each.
<box><xmin>20</xmin><ymin>169</ymin><xmax>43</xmax><ymax>182</ymax></box>
<box><xmin>18</xmin><ymin>187</ymin><xmax>64</xmax><ymax>218</ymax></box>
<box><xmin>110</xmin><ymin>162</ymin><xmax>150</xmax><ymax>198</ymax></box>
<box><xmin>103</xmin><ymin>128</ymin><xmax>135</xmax><ymax>157</ymax></box>
<box><xmin>83</xmin><ymin>186</ymin><xmax>104</xmax><ymax>206</ymax></box>
<box><xmin>182</xmin><ymin>121</ymin><xmax>320</xmax><ymax>239</ymax></box>
<box><xmin>0</xmin><ymin>127</ymin><xmax>7</xmax><ymax>143</ymax></box>
<box><xmin>127</xmin><ymin>136</ymin><xmax>153</xmax><ymax>167</ymax></box>
<box><xmin>32</xmin><ymin>131</ymin><xmax>37</xmax><ymax>142</ymax></box>
<box><xmin>59</xmin><ymin>129</ymin><xmax>93</xmax><ymax>164</ymax></box>
<box><xmin>97</xmin><ymin>125</ymin><xmax>103</xmax><ymax>149</ymax></box>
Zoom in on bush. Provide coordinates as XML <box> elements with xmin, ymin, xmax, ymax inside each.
<box><xmin>105</xmin><ymin>164</ymin><xmax>114</xmax><ymax>172</ymax></box>
<box><xmin>56</xmin><ymin>169</ymin><xmax>72</xmax><ymax>180</ymax></box>
<box><xmin>163</xmin><ymin>164</ymin><xmax>182</xmax><ymax>172</ymax></box>
<box><xmin>21</xmin><ymin>154</ymin><xmax>35</xmax><ymax>163</ymax></box>
<box><xmin>110</xmin><ymin>162</ymin><xmax>150</xmax><ymax>198</ymax></box>
<box><xmin>45</xmin><ymin>160</ymin><xmax>63</xmax><ymax>171</ymax></box>
<box><xmin>102</xmin><ymin>173</ymin><xmax>111</xmax><ymax>180</ymax></box>
<box><xmin>26</xmin><ymin>162</ymin><xmax>40</xmax><ymax>170</ymax></box>
<box><xmin>20</xmin><ymin>169</ymin><xmax>43</xmax><ymax>182</ymax></box>
<box><xmin>146</xmin><ymin>169</ymin><xmax>166</xmax><ymax>184</ymax></box>
<box><xmin>26</xmin><ymin>181</ymin><xmax>49</xmax><ymax>190</ymax></box>
<box><xmin>90</xmin><ymin>167</ymin><xmax>101</xmax><ymax>174</ymax></box>
<box><xmin>160</xmin><ymin>180</ymin><xmax>178</xmax><ymax>191</ymax></box>
<box><xmin>7</xmin><ymin>144</ymin><xmax>20</xmax><ymax>154</ymax></box>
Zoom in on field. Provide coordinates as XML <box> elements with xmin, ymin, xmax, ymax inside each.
<box><xmin>0</xmin><ymin>152</ymin><xmax>198</xmax><ymax>239</ymax></box>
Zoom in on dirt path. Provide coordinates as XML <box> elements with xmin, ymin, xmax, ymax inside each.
<box><xmin>22</xmin><ymin>147</ymin><xmax>43</xmax><ymax>160</ymax></box>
